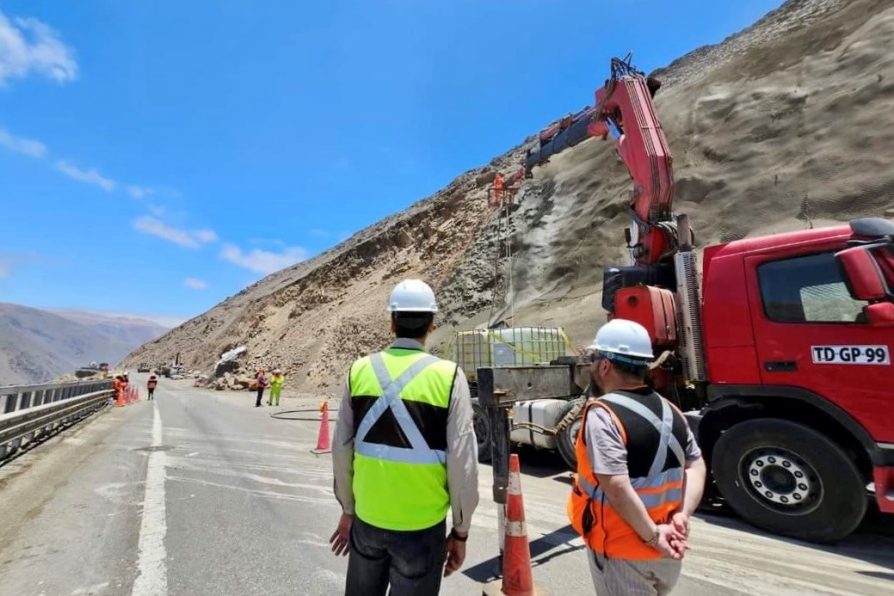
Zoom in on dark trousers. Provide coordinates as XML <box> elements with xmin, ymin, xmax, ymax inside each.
<box><xmin>346</xmin><ymin>516</ymin><xmax>446</xmax><ymax>596</ymax></box>
<box><xmin>255</xmin><ymin>388</ymin><xmax>264</xmax><ymax>406</ymax></box>
<box><xmin>148</xmin><ymin>389</ymin><xmax>155</xmax><ymax>400</ymax></box>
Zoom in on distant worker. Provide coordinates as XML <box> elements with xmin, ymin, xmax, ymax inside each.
<box><xmin>255</xmin><ymin>368</ymin><xmax>268</xmax><ymax>407</ymax></box>
<box><xmin>147</xmin><ymin>374</ymin><xmax>158</xmax><ymax>401</ymax></box>
<box><xmin>491</xmin><ymin>171</ymin><xmax>505</xmax><ymax>207</ymax></box>
<box><xmin>330</xmin><ymin>279</ymin><xmax>479</xmax><ymax>595</ymax></box>
<box><xmin>268</xmin><ymin>369</ymin><xmax>285</xmax><ymax>406</ymax></box>
<box><xmin>113</xmin><ymin>374</ymin><xmax>124</xmax><ymax>403</ymax></box>
<box><xmin>569</xmin><ymin>319</ymin><xmax>706</xmax><ymax>596</ymax></box>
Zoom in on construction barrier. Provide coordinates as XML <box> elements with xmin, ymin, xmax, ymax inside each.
<box><xmin>311</xmin><ymin>401</ymin><xmax>332</xmax><ymax>454</ymax></box>
<box><xmin>116</xmin><ymin>385</ymin><xmax>140</xmax><ymax>407</ymax></box>
<box><xmin>502</xmin><ymin>453</ymin><xmax>534</xmax><ymax>596</ymax></box>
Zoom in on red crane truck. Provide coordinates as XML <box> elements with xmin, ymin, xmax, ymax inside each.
<box><xmin>509</xmin><ymin>56</ymin><xmax>894</xmax><ymax>542</ymax></box>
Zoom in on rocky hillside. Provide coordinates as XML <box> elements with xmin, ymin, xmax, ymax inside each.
<box><xmin>0</xmin><ymin>304</ymin><xmax>168</xmax><ymax>385</ymax></box>
<box><xmin>125</xmin><ymin>0</ymin><xmax>894</xmax><ymax>393</ymax></box>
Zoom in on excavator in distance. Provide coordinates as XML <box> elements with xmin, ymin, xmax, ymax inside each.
<box><xmin>474</xmin><ymin>55</ymin><xmax>894</xmax><ymax>543</ymax></box>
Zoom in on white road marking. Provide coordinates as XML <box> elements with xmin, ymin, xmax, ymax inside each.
<box><xmin>131</xmin><ymin>402</ymin><xmax>168</xmax><ymax>596</ymax></box>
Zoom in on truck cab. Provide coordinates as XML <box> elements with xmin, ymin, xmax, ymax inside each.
<box><xmin>698</xmin><ymin>218</ymin><xmax>894</xmax><ymax>541</ymax></box>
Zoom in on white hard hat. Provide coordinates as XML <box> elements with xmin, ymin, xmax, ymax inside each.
<box><xmin>388</xmin><ymin>279</ymin><xmax>439</xmax><ymax>313</ymax></box>
<box><xmin>588</xmin><ymin>319</ymin><xmax>654</xmax><ymax>363</ymax></box>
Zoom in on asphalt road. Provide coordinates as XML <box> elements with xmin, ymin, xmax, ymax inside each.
<box><xmin>0</xmin><ymin>375</ymin><xmax>892</xmax><ymax>596</ymax></box>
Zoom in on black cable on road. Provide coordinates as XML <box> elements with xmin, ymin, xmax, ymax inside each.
<box><xmin>269</xmin><ymin>407</ymin><xmax>339</xmax><ymax>422</ymax></box>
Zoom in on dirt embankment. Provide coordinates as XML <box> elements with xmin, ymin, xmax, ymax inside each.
<box><xmin>125</xmin><ymin>0</ymin><xmax>894</xmax><ymax>393</ymax></box>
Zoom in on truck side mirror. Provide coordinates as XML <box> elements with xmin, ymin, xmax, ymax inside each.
<box><xmin>863</xmin><ymin>302</ymin><xmax>894</xmax><ymax>326</ymax></box>
<box><xmin>836</xmin><ymin>246</ymin><xmax>890</xmax><ymax>301</ymax></box>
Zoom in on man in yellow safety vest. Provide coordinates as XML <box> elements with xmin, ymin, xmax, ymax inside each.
<box><xmin>330</xmin><ymin>279</ymin><xmax>479</xmax><ymax>596</ymax></box>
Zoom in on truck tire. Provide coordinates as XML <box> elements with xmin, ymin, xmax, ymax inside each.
<box><xmin>712</xmin><ymin>418</ymin><xmax>866</xmax><ymax>542</ymax></box>
<box><xmin>556</xmin><ymin>398</ymin><xmax>586</xmax><ymax>471</ymax></box>
<box><xmin>472</xmin><ymin>401</ymin><xmax>492</xmax><ymax>463</ymax></box>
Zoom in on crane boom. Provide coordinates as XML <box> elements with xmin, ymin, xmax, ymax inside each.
<box><xmin>525</xmin><ymin>56</ymin><xmax>677</xmax><ymax>266</ymax></box>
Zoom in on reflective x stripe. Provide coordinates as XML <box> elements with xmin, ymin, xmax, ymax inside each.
<box><xmin>355</xmin><ymin>353</ymin><xmax>446</xmax><ymax>465</ymax></box>
<box><xmin>601</xmin><ymin>393</ymin><xmax>685</xmax><ymax>473</ymax></box>
<box><xmin>630</xmin><ymin>467</ymin><xmax>684</xmax><ymax>490</ymax></box>
<box><xmin>576</xmin><ymin>476</ymin><xmax>682</xmax><ymax>509</ymax></box>
<box><xmin>578</xmin><ymin>476</ymin><xmax>603</xmax><ymax>501</ymax></box>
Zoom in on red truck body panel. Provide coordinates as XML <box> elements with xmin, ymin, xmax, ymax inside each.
<box><xmin>613</xmin><ymin>286</ymin><xmax>677</xmax><ymax>347</ymax></box>
<box><xmin>702</xmin><ymin>225</ymin><xmax>894</xmax><ymax>443</ymax></box>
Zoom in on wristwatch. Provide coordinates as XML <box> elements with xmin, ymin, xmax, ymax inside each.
<box><xmin>643</xmin><ymin>527</ymin><xmax>660</xmax><ymax>546</ymax></box>
<box><xmin>450</xmin><ymin>529</ymin><xmax>469</xmax><ymax>542</ymax></box>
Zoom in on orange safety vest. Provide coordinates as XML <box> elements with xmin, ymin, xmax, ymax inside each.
<box><xmin>567</xmin><ymin>390</ymin><xmax>687</xmax><ymax>560</ymax></box>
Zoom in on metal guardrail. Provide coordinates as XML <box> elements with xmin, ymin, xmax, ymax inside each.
<box><xmin>0</xmin><ymin>379</ymin><xmax>114</xmax><ymax>461</ymax></box>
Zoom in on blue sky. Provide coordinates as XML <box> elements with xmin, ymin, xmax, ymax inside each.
<box><xmin>0</xmin><ymin>0</ymin><xmax>783</xmax><ymax>326</ymax></box>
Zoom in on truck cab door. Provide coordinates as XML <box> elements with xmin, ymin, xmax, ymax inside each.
<box><xmin>745</xmin><ymin>250</ymin><xmax>894</xmax><ymax>443</ymax></box>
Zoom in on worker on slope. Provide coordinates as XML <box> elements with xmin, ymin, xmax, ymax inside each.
<box><xmin>490</xmin><ymin>171</ymin><xmax>505</xmax><ymax>207</ymax></box>
<box><xmin>569</xmin><ymin>319</ymin><xmax>706</xmax><ymax>596</ymax></box>
<box><xmin>147</xmin><ymin>374</ymin><xmax>158</xmax><ymax>401</ymax></box>
<box><xmin>254</xmin><ymin>368</ymin><xmax>268</xmax><ymax>407</ymax></box>
<box><xmin>330</xmin><ymin>279</ymin><xmax>479</xmax><ymax>596</ymax></box>
<box><xmin>268</xmin><ymin>369</ymin><xmax>285</xmax><ymax>406</ymax></box>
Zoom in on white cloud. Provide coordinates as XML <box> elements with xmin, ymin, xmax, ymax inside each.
<box><xmin>62</xmin><ymin>309</ymin><xmax>188</xmax><ymax>329</ymax></box>
<box><xmin>183</xmin><ymin>277</ymin><xmax>208</xmax><ymax>290</ymax></box>
<box><xmin>148</xmin><ymin>204</ymin><xmax>166</xmax><ymax>217</ymax></box>
<box><xmin>193</xmin><ymin>229</ymin><xmax>218</xmax><ymax>243</ymax></box>
<box><xmin>126</xmin><ymin>185</ymin><xmax>154</xmax><ymax>199</ymax></box>
<box><xmin>0</xmin><ymin>127</ymin><xmax>47</xmax><ymax>158</ymax></box>
<box><xmin>220</xmin><ymin>243</ymin><xmax>308</xmax><ymax>275</ymax></box>
<box><xmin>0</xmin><ymin>11</ymin><xmax>77</xmax><ymax>86</ymax></box>
<box><xmin>132</xmin><ymin>216</ymin><xmax>218</xmax><ymax>249</ymax></box>
<box><xmin>309</xmin><ymin>228</ymin><xmax>330</xmax><ymax>238</ymax></box>
<box><xmin>56</xmin><ymin>160</ymin><xmax>116</xmax><ymax>192</ymax></box>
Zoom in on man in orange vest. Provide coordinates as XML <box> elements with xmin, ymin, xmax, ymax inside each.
<box><xmin>491</xmin><ymin>172</ymin><xmax>505</xmax><ymax>207</ymax></box>
<box><xmin>147</xmin><ymin>374</ymin><xmax>158</xmax><ymax>401</ymax></box>
<box><xmin>568</xmin><ymin>319</ymin><xmax>706</xmax><ymax>595</ymax></box>
<box><xmin>113</xmin><ymin>375</ymin><xmax>124</xmax><ymax>404</ymax></box>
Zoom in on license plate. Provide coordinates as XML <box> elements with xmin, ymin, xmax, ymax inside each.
<box><xmin>811</xmin><ymin>345</ymin><xmax>891</xmax><ymax>365</ymax></box>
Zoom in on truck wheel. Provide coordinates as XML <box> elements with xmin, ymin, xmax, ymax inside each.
<box><xmin>556</xmin><ymin>398</ymin><xmax>585</xmax><ymax>471</ymax></box>
<box><xmin>712</xmin><ymin>418</ymin><xmax>866</xmax><ymax>542</ymax></box>
<box><xmin>472</xmin><ymin>402</ymin><xmax>492</xmax><ymax>463</ymax></box>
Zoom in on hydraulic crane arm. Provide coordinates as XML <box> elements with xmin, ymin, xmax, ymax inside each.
<box><xmin>525</xmin><ymin>56</ymin><xmax>677</xmax><ymax>265</ymax></box>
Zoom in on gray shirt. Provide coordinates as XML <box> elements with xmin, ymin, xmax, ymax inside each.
<box><xmin>332</xmin><ymin>338</ymin><xmax>480</xmax><ymax>533</ymax></box>
<box><xmin>586</xmin><ymin>391</ymin><xmax>702</xmax><ymax>476</ymax></box>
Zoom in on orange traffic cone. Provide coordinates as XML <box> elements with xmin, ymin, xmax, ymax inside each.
<box><xmin>115</xmin><ymin>390</ymin><xmax>125</xmax><ymax>407</ymax></box>
<box><xmin>502</xmin><ymin>453</ymin><xmax>534</xmax><ymax>596</ymax></box>
<box><xmin>311</xmin><ymin>401</ymin><xmax>332</xmax><ymax>454</ymax></box>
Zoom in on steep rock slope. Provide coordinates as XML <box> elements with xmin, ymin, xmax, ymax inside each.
<box><xmin>125</xmin><ymin>0</ymin><xmax>894</xmax><ymax>392</ymax></box>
